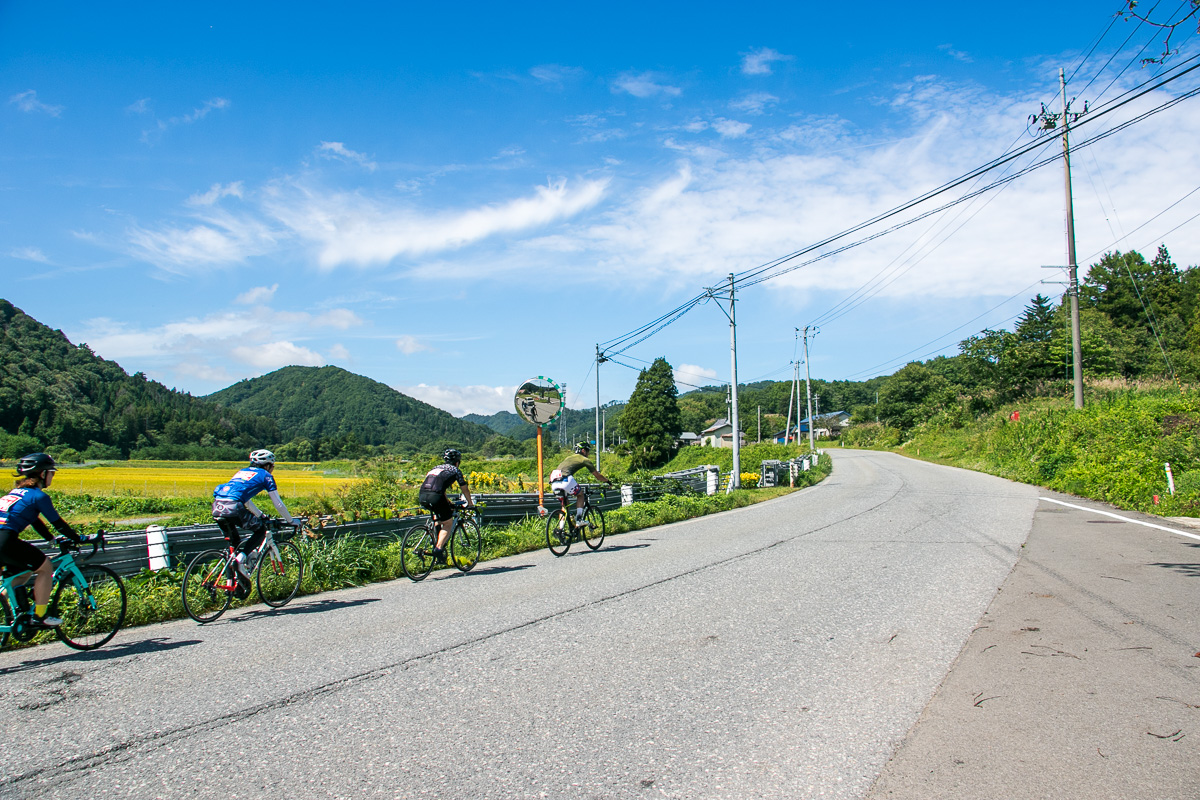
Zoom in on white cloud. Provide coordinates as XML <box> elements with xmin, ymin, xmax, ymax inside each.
<box><xmin>314</xmin><ymin>309</ymin><xmax>363</xmax><ymax>329</ymax></box>
<box><xmin>126</xmin><ymin>98</ymin><xmax>151</xmax><ymax>114</ymax></box>
<box><xmin>317</xmin><ymin>141</ymin><xmax>378</xmax><ymax>172</ymax></box>
<box><xmin>9</xmin><ymin>247</ymin><xmax>49</xmax><ymax>263</ymax></box>
<box><xmin>189</xmin><ymin>182</ymin><xmax>244</xmax><ymax>206</ymax></box>
<box><xmin>395</xmin><ymin>335</ymin><xmax>431</xmax><ymax>354</ymax></box>
<box><xmin>9</xmin><ymin>90</ymin><xmax>63</xmax><ymax>116</ymax></box>
<box><xmin>674</xmin><ymin>364</ymin><xmax>720</xmax><ymax>388</ymax></box>
<box><xmin>530</xmin><ymin>64</ymin><xmax>586</xmax><ymax>85</ymax></box>
<box><xmin>328</xmin><ymin>343</ymin><xmax>352</xmax><ymax>361</ymax></box>
<box><xmin>235</xmin><ymin>284</ymin><xmax>279</xmax><ymax>305</ymax></box>
<box><xmin>127</xmin><ymin>209</ymin><xmax>277</xmax><ymax>272</ymax></box>
<box><xmin>396</xmin><ymin>383</ymin><xmax>517</xmax><ymax>416</ymax></box>
<box><xmin>741</xmin><ymin>48</ymin><xmax>792</xmax><ymax>76</ymax></box>
<box><xmin>613</xmin><ymin>72</ymin><xmax>681</xmax><ymax>98</ymax></box>
<box><xmin>730</xmin><ymin>92</ymin><xmax>779</xmax><ymax>115</ymax></box>
<box><xmin>263</xmin><ymin>177</ymin><xmax>609</xmax><ymax>269</ymax></box>
<box><xmin>938</xmin><ymin>44</ymin><xmax>974</xmax><ymax>64</ymax></box>
<box><xmin>712</xmin><ymin>119</ymin><xmax>751</xmax><ymax>139</ymax></box>
<box><xmin>231</xmin><ymin>341</ymin><xmax>325</xmax><ymax>369</ymax></box>
<box><xmin>142</xmin><ymin>97</ymin><xmax>229</xmax><ymax>142</ymax></box>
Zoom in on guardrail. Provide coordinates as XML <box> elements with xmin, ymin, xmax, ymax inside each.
<box><xmin>27</xmin><ymin>471</ymin><xmax>739</xmax><ymax>578</ymax></box>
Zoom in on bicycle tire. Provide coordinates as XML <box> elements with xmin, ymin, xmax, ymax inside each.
<box><xmin>52</xmin><ymin>564</ymin><xmax>127</xmax><ymax>651</ymax></box>
<box><xmin>257</xmin><ymin>539</ymin><xmax>303</xmax><ymax>608</ymax></box>
<box><xmin>451</xmin><ymin>515</ymin><xmax>482</xmax><ymax>572</ymax></box>
<box><xmin>182</xmin><ymin>549</ymin><xmax>234</xmax><ymax>623</ymax></box>
<box><xmin>0</xmin><ymin>592</ymin><xmax>13</xmax><ymax>649</ymax></box>
<box><xmin>401</xmin><ymin>524</ymin><xmax>435</xmax><ymax>581</ymax></box>
<box><xmin>582</xmin><ymin>505</ymin><xmax>606</xmax><ymax>550</ymax></box>
<box><xmin>546</xmin><ymin>510</ymin><xmax>571</xmax><ymax>557</ymax></box>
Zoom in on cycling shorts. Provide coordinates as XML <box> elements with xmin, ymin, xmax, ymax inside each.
<box><xmin>418</xmin><ymin>490</ymin><xmax>453</xmax><ymax>523</ymax></box>
<box><xmin>0</xmin><ymin>528</ymin><xmax>48</xmax><ymax>574</ymax></box>
<box><xmin>549</xmin><ymin>472</ymin><xmax>581</xmax><ymax>498</ymax></box>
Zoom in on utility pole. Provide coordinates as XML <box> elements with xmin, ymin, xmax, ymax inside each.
<box><xmin>757</xmin><ymin>405</ymin><xmax>761</xmax><ymax>443</ymax></box>
<box><xmin>595</xmin><ymin>345</ymin><xmax>605</xmax><ymax>471</ymax></box>
<box><xmin>785</xmin><ymin>361</ymin><xmax>796</xmax><ymax>444</ymax></box>
<box><xmin>706</xmin><ymin>275</ymin><xmax>741</xmax><ymax>490</ymax></box>
<box><xmin>802</xmin><ymin>326</ymin><xmax>817</xmax><ymax>452</ymax></box>
<box><xmin>815</xmin><ymin>393</ymin><xmax>821</xmax><ymax>440</ymax></box>
<box><xmin>1034</xmin><ymin>70</ymin><xmax>1086</xmax><ymax>409</ymax></box>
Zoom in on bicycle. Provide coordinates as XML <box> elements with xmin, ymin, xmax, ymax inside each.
<box><xmin>401</xmin><ymin>501</ymin><xmax>482</xmax><ymax>581</ymax></box>
<box><xmin>181</xmin><ymin>518</ymin><xmax>305</xmax><ymax>623</ymax></box>
<box><xmin>546</xmin><ymin>486</ymin><xmax>606</xmax><ymax>556</ymax></box>
<box><xmin>0</xmin><ymin>532</ymin><xmax>127</xmax><ymax>651</ymax></box>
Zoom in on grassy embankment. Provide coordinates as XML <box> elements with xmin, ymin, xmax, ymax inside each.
<box><xmin>844</xmin><ymin>382</ymin><xmax>1200</xmax><ymax>517</ymax></box>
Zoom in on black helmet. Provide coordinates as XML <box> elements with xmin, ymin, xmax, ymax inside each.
<box><xmin>574</xmin><ymin>442</ymin><xmax>591</xmax><ymax>455</ymax></box>
<box><xmin>16</xmin><ymin>452</ymin><xmax>56</xmax><ymax>478</ymax></box>
<box><xmin>443</xmin><ymin>448</ymin><xmax>462</xmax><ymax>465</ymax></box>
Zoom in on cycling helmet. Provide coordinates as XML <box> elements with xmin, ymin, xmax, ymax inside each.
<box><xmin>249</xmin><ymin>449</ymin><xmax>276</xmax><ymax>467</ymax></box>
<box><xmin>573</xmin><ymin>442</ymin><xmax>591</xmax><ymax>455</ymax></box>
<box><xmin>443</xmin><ymin>448</ymin><xmax>462</xmax><ymax>465</ymax></box>
<box><xmin>16</xmin><ymin>452</ymin><xmax>56</xmax><ymax>477</ymax></box>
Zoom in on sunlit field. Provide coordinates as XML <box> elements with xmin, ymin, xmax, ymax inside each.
<box><xmin>52</xmin><ymin>461</ymin><xmax>363</xmax><ymax>498</ymax></box>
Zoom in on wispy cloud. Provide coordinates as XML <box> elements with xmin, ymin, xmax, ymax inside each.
<box><xmin>938</xmin><ymin>44</ymin><xmax>974</xmax><ymax>64</ymax></box>
<box><xmin>712</xmin><ymin>119</ymin><xmax>751</xmax><ymax>138</ymax></box>
<box><xmin>530</xmin><ymin>64</ymin><xmax>587</xmax><ymax>85</ymax></box>
<box><xmin>674</xmin><ymin>363</ymin><xmax>719</xmax><ymax>388</ymax></box>
<box><xmin>9</xmin><ymin>246</ymin><xmax>50</xmax><ymax>263</ymax></box>
<box><xmin>730</xmin><ymin>92</ymin><xmax>779</xmax><ymax>115</ymax></box>
<box><xmin>231</xmin><ymin>341</ymin><xmax>325</xmax><ymax>369</ymax></box>
<box><xmin>234</xmin><ymin>284</ymin><xmax>279</xmax><ymax>305</ymax></box>
<box><xmin>613</xmin><ymin>72</ymin><xmax>681</xmax><ymax>98</ymax></box>
<box><xmin>317</xmin><ymin>141</ymin><xmax>378</xmax><ymax>172</ymax></box>
<box><xmin>395</xmin><ymin>383</ymin><xmax>517</xmax><ymax>416</ymax></box>
<box><xmin>189</xmin><ymin>181</ymin><xmax>245</xmax><ymax>206</ymax></box>
<box><xmin>142</xmin><ymin>97</ymin><xmax>230</xmax><ymax>142</ymax></box>
<box><xmin>263</xmin><ymin>177</ymin><xmax>609</xmax><ymax>269</ymax></box>
<box><xmin>395</xmin><ymin>335</ymin><xmax>432</xmax><ymax>355</ymax></box>
<box><xmin>741</xmin><ymin>48</ymin><xmax>792</xmax><ymax>76</ymax></box>
<box><xmin>9</xmin><ymin>90</ymin><xmax>63</xmax><ymax>116</ymax></box>
<box><xmin>127</xmin><ymin>209</ymin><xmax>277</xmax><ymax>272</ymax></box>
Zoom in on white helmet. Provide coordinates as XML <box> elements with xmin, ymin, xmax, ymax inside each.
<box><xmin>249</xmin><ymin>449</ymin><xmax>276</xmax><ymax>466</ymax></box>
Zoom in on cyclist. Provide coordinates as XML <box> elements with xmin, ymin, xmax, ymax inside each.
<box><xmin>0</xmin><ymin>453</ymin><xmax>84</xmax><ymax>627</ymax></box>
<box><xmin>550</xmin><ymin>442</ymin><xmax>612</xmax><ymax>527</ymax></box>
<box><xmin>418</xmin><ymin>448</ymin><xmax>475</xmax><ymax>565</ymax></box>
<box><xmin>211</xmin><ymin>449</ymin><xmax>295</xmax><ymax>597</ymax></box>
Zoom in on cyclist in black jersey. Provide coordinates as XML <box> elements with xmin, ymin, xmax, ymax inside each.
<box><xmin>418</xmin><ymin>449</ymin><xmax>475</xmax><ymax>564</ymax></box>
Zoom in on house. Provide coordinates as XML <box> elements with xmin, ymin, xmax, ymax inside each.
<box><xmin>700</xmin><ymin>419</ymin><xmax>747</xmax><ymax>448</ymax></box>
<box><xmin>677</xmin><ymin>432</ymin><xmax>701</xmax><ymax>447</ymax></box>
<box><xmin>798</xmin><ymin>411</ymin><xmax>851</xmax><ymax>438</ymax></box>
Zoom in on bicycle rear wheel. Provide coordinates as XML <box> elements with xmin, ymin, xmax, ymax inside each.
<box><xmin>257</xmin><ymin>540</ymin><xmax>303</xmax><ymax>608</ymax></box>
<box><xmin>546</xmin><ymin>510</ymin><xmax>571</xmax><ymax>557</ymax></box>
<box><xmin>582</xmin><ymin>506</ymin><xmax>606</xmax><ymax>550</ymax></box>
<box><xmin>52</xmin><ymin>564</ymin><xmax>127</xmax><ymax>650</ymax></box>
<box><xmin>182</xmin><ymin>549</ymin><xmax>234</xmax><ymax>623</ymax></box>
<box><xmin>401</xmin><ymin>524</ymin><xmax>435</xmax><ymax>581</ymax></box>
<box><xmin>450</xmin><ymin>516</ymin><xmax>482</xmax><ymax>572</ymax></box>
<box><xmin>0</xmin><ymin>593</ymin><xmax>13</xmax><ymax>649</ymax></box>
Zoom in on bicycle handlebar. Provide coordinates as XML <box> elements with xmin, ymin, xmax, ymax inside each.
<box><xmin>56</xmin><ymin>531</ymin><xmax>106</xmax><ymax>558</ymax></box>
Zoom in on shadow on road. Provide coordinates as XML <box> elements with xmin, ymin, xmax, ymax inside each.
<box><xmin>235</xmin><ymin>597</ymin><xmax>382</xmax><ymax>621</ymax></box>
<box><xmin>1150</xmin><ymin>562</ymin><xmax>1200</xmax><ymax>578</ymax></box>
<box><xmin>0</xmin><ymin>636</ymin><xmax>201</xmax><ymax>676</ymax></box>
<box><xmin>594</xmin><ymin>543</ymin><xmax>651</xmax><ymax>553</ymax></box>
<box><xmin>448</xmin><ymin>563</ymin><xmax>536</xmax><ymax>578</ymax></box>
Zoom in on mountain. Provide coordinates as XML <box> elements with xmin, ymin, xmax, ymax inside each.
<box><xmin>465</xmin><ymin>404</ymin><xmax>626</xmax><ymax>446</ymax></box>
<box><xmin>0</xmin><ymin>299</ymin><xmax>278</xmax><ymax>460</ymax></box>
<box><xmin>207</xmin><ymin>365</ymin><xmax>500</xmax><ymax>455</ymax></box>
<box><xmin>463</xmin><ymin>410</ymin><xmax>535</xmax><ymax>440</ymax></box>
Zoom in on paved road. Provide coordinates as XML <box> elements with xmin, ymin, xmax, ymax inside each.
<box><xmin>0</xmin><ymin>449</ymin><xmax>1191</xmax><ymax>798</ymax></box>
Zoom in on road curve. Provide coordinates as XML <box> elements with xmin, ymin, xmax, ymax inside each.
<box><xmin>0</xmin><ymin>450</ymin><xmax>1042</xmax><ymax>799</ymax></box>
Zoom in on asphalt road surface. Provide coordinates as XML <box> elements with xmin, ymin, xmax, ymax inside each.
<box><xmin>1</xmin><ymin>450</ymin><xmax>1196</xmax><ymax>799</ymax></box>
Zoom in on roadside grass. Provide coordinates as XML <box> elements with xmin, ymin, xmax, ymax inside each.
<box><xmin>6</xmin><ymin>455</ymin><xmax>831</xmax><ymax>650</ymax></box>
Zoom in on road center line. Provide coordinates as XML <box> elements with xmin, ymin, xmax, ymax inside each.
<box><xmin>1039</xmin><ymin>497</ymin><xmax>1200</xmax><ymax>542</ymax></box>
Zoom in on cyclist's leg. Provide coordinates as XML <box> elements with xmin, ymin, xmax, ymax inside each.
<box><xmin>0</xmin><ymin>533</ymin><xmax>49</xmax><ymax>616</ymax></box>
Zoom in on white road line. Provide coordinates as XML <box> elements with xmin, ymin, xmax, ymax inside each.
<box><xmin>1040</xmin><ymin>496</ymin><xmax>1200</xmax><ymax>543</ymax></box>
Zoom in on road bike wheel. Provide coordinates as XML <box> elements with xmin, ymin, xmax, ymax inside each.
<box><xmin>582</xmin><ymin>506</ymin><xmax>606</xmax><ymax>550</ymax></box>
<box><xmin>182</xmin><ymin>549</ymin><xmax>234</xmax><ymax>623</ymax></box>
<box><xmin>401</xmin><ymin>524</ymin><xmax>435</xmax><ymax>582</ymax></box>
<box><xmin>450</xmin><ymin>516</ymin><xmax>482</xmax><ymax>572</ymax></box>
<box><xmin>0</xmin><ymin>594</ymin><xmax>13</xmax><ymax>650</ymax></box>
<box><xmin>257</xmin><ymin>540</ymin><xmax>303</xmax><ymax>608</ymax></box>
<box><xmin>546</xmin><ymin>510</ymin><xmax>571</xmax><ymax>557</ymax></box>
<box><xmin>52</xmin><ymin>564</ymin><xmax>127</xmax><ymax>651</ymax></box>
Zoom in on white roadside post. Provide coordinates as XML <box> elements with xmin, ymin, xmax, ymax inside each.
<box><xmin>146</xmin><ymin>525</ymin><xmax>169</xmax><ymax>571</ymax></box>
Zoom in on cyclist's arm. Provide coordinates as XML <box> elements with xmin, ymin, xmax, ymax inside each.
<box><xmin>589</xmin><ymin>468</ymin><xmax>613</xmax><ymax>485</ymax></box>
<box><xmin>50</xmin><ymin>517</ymin><xmax>82</xmax><ymax>543</ymax></box>
<box><xmin>245</xmin><ymin>499</ymin><xmax>265</xmax><ymax>517</ymax></box>
<box><xmin>265</xmin><ymin>489</ymin><xmax>295</xmax><ymax>524</ymax></box>
<box><xmin>460</xmin><ymin>484</ymin><xmax>474</xmax><ymax>507</ymax></box>
<box><xmin>34</xmin><ymin>495</ymin><xmax>83</xmax><ymax>542</ymax></box>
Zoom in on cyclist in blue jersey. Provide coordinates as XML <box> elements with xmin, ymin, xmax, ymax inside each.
<box><xmin>418</xmin><ymin>448</ymin><xmax>475</xmax><ymax>564</ymax></box>
<box><xmin>0</xmin><ymin>453</ymin><xmax>84</xmax><ymax>627</ymax></box>
<box><xmin>211</xmin><ymin>449</ymin><xmax>295</xmax><ymax>597</ymax></box>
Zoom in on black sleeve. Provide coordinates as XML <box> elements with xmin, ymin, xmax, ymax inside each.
<box><xmin>29</xmin><ymin>518</ymin><xmax>55</xmax><ymax>543</ymax></box>
<box><xmin>51</xmin><ymin>517</ymin><xmax>82</xmax><ymax>543</ymax></box>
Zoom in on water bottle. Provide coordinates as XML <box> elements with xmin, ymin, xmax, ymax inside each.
<box><xmin>244</xmin><ymin>551</ymin><xmax>259</xmax><ymax>572</ymax></box>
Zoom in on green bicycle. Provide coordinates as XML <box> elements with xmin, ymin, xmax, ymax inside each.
<box><xmin>546</xmin><ymin>486</ymin><xmax>606</xmax><ymax>556</ymax></box>
<box><xmin>0</xmin><ymin>533</ymin><xmax>128</xmax><ymax>651</ymax></box>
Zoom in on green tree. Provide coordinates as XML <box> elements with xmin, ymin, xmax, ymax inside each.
<box><xmin>621</xmin><ymin>357</ymin><xmax>682</xmax><ymax>469</ymax></box>
<box><xmin>876</xmin><ymin>362</ymin><xmax>956</xmax><ymax>433</ymax></box>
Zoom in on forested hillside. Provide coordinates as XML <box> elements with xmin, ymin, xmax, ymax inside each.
<box><xmin>207</xmin><ymin>365</ymin><xmax>506</xmax><ymax>458</ymax></box>
<box><xmin>0</xmin><ymin>299</ymin><xmax>278</xmax><ymax>460</ymax></box>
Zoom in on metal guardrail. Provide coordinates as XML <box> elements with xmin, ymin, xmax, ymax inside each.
<box><xmin>24</xmin><ymin>472</ymin><xmax>731</xmax><ymax>578</ymax></box>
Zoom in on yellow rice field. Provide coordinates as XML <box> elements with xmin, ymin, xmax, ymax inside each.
<box><xmin>53</xmin><ymin>462</ymin><xmax>363</xmax><ymax>498</ymax></box>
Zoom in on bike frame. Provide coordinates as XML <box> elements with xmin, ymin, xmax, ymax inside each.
<box><xmin>0</xmin><ymin>542</ymin><xmax>95</xmax><ymax>638</ymax></box>
<box><xmin>210</xmin><ymin>523</ymin><xmax>290</xmax><ymax>592</ymax></box>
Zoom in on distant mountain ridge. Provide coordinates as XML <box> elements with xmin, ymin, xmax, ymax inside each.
<box><xmin>207</xmin><ymin>365</ymin><xmax>499</xmax><ymax>453</ymax></box>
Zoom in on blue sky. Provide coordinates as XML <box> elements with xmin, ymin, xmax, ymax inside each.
<box><xmin>4</xmin><ymin>2</ymin><xmax>1199</xmax><ymax>416</ymax></box>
